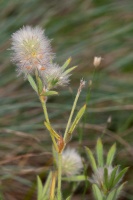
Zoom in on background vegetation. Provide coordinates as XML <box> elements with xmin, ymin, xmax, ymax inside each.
<box><xmin>0</xmin><ymin>0</ymin><xmax>133</xmax><ymax>199</ymax></box>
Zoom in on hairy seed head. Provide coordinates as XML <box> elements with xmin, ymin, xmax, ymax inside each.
<box><xmin>43</xmin><ymin>63</ymin><xmax>70</xmax><ymax>89</ymax></box>
<box><xmin>90</xmin><ymin>166</ymin><xmax>115</xmax><ymax>187</ymax></box>
<box><xmin>61</xmin><ymin>148</ymin><xmax>83</xmax><ymax>177</ymax></box>
<box><xmin>11</xmin><ymin>26</ymin><xmax>53</xmax><ymax>77</ymax></box>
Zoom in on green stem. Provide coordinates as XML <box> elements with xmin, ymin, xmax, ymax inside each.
<box><xmin>40</xmin><ymin>96</ymin><xmax>50</xmax><ymax>124</ymax></box>
<box><xmin>85</xmin><ymin>67</ymin><xmax>96</xmax><ymax>105</ymax></box>
<box><xmin>57</xmin><ymin>152</ymin><xmax>62</xmax><ymax>200</ymax></box>
<box><xmin>40</xmin><ymin>97</ymin><xmax>59</xmax><ymax>151</ymax></box>
<box><xmin>35</xmin><ymin>69</ymin><xmax>49</xmax><ymax>124</ymax></box>
<box><xmin>64</xmin><ymin>82</ymin><xmax>83</xmax><ymax>141</ymax></box>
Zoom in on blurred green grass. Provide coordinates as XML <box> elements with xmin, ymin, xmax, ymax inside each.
<box><xmin>0</xmin><ymin>0</ymin><xmax>133</xmax><ymax>199</ymax></box>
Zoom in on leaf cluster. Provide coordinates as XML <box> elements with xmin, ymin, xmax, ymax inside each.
<box><xmin>85</xmin><ymin>138</ymin><xmax>128</xmax><ymax>200</ymax></box>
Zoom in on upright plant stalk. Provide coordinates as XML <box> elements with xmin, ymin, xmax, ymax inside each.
<box><xmin>57</xmin><ymin>152</ymin><xmax>62</xmax><ymax>200</ymax></box>
<box><xmin>40</xmin><ymin>96</ymin><xmax>50</xmax><ymax>124</ymax></box>
<box><xmin>11</xmin><ymin>26</ymin><xmax>85</xmax><ymax>200</ymax></box>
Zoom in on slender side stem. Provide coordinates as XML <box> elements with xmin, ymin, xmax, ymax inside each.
<box><xmin>49</xmin><ymin>171</ymin><xmax>57</xmax><ymax>200</ymax></box>
<box><xmin>85</xmin><ymin>68</ymin><xmax>96</xmax><ymax>105</ymax></box>
<box><xmin>50</xmin><ymin>133</ymin><xmax>59</xmax><ymax>152</ymax></box>
<box><xmin>40</xmin><ymin>96</ymin><xmax>50</xmax><ymax>124</ymax></box>
<box><xmin>57</xmin><ymin>152</ymin><xmax>62</xmax><ymax>200</ymax></box>
<box><xmin>64</xmin><ymin>81</ymin><xmax>84</xmax><ymax>141</ymax></box>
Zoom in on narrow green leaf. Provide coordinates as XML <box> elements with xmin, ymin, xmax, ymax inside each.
<box><xmin>27</xmin><ymin>75</ymin><xmax>38</xmax><ymax>93</ymax></box>
<box><xmin>44</xmin><ymin>122</ymin><xmax>59</xmax><ymax>152</ymax></box>
<box><xmin>106</xmin><ymin>189</ymin><xmax>117</xmax><ymax>200</ymax></box>
<box><xmin>92</xmin><ymin>184</ymin><xmax>103</xmax><ymax>200</ymax></box>
<box><xmin>113</xmin><ymin>167</ymin><xmax>129</xmax><ymax>187</ymax></box>
<box><xmin>66</xmin><ymin>196</ymin><xmax>71</xmax><ymax>200</ymax></box>
<box><xmin>96</xmin><ymin>138</ymin><xmax>104</xmax><ymax>167</ymax></box>
<box><xmin>115</xmin><ymin>182</ymin><xmax>127</xmax><ymax>200</ymax></box>
<box><xmin>37</xmin><ymin>76</ymin><xmax>43</xmax><ymax>94</ymax></box>
<box><xmin>62</xmin><ymin>175</ymin><xmax>86</xmax><ymax>182</ymax></box>
<box><xmin>37</xmin><ymin>176</ymin><xmax>43</xmax><ymax>200</ymax></box>
<box><xmin>44</xmin><ymin>122</ymin><xmax>60</xmax><ymax>140</ymax></box>
<box><xmin>42</xmin><ymin>90</ymin><xmax>58</xmax><ymax>96</ymax></box>
<box><xmin>42</xmin><ymin>172</ymin><xmax>52</xmax><ymax>198</ymax></box>
<box><xmin>62</xmin><ymin>57</ymin><xmax>72</xmax><ymax>69</ymax></box>
<box><xmin>68</xmin><ymin>104</ymin><xmax>86</xmax><ymax>135</ymax></box>
<box><xmin>108</xmin><ymin>166</ymin><xmax>119</xmax><ymax>189</ymax></box>
<box><xmin>85</xmin><ymin>147</ymin><xmax>97</xmax><ymax>172</ymax></box>
<box><xmin>35</xmin><ymin>70</ymin><xmax>43</xmax><ymax>94</ymax></box>
<box><xmin>103</xmin><ymin>168</ymin><xmax>109</xmax><ymax>190</ymax></box>
<box><xmin>106</xmin><ymin>144</ymin><xmax>116</xmax><ymax>166</ymax></box>
<box><xmin>64</xmin><ymin>66</ymin><xmax>77</xmax><ymax>75</ymax></box>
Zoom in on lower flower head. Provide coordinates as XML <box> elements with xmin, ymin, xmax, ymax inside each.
<box><xmin>61</xmin><ymin>148</ymin><xmax>83</xmax><ymax>177</ymax></box>
<box><xmin>90</xmin><ymin>166</ymin><xmax>114</xmax><ymax>187</ymax></box>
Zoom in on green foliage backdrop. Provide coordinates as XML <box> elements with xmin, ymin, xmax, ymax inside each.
<box><xmin>0</xmin><ymin>0</ymin><xmax>133</xmax><ymax>199</ymax></box>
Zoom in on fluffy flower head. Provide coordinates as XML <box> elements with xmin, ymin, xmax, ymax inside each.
<box><xmin>43</xmin><ymin>63</ymin><xmax>70</xmax><ymax>89</ymax></box>
<box><xmin>11</xmin><ymin>26</ymin><xmax>53</xmax><ymax>77</ymax></box>
<box><xmin>91</xmin><ymin>166</ymin><xmax>114</xmax><ymax>187</ymax></box>
<box><xmin>61</xmin><ymin>148</ymin><xmax>83</xmax><ymax>177</ymax></box>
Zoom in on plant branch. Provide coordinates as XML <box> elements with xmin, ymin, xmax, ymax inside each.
<box><xmin>64</xmin><ymin>80</ymin><xmax>85</xmax><ymax>141</ymax></box>
<box><xmin>57</xmin><ymin>152</ymin><xmax>62</xmax><ymax>200</ymax></box>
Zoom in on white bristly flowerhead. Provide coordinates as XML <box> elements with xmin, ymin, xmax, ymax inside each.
<box><xmin>61</xmin><ymin>148</ymin><xmax>83</xmax><ymax>177</ymax></box>
<box><xmin>90</xmin><ymin>166</ymin><xmax>115</xmax><ymax>187</ymax></box>
<box><xmin>11</xmin><ymin>26</ymin><xmax>53</xmax><ymax>77</ymax></box>
<box><xmin>43</xmin><ymin>63</ymin><xmax>70</xmax><ymax>89</ymax></box>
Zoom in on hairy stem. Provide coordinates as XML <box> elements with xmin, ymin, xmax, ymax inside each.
<box><xmin>40</xmin><ymin>96</ymin><xmax>50</xmax><ymax>124</ymax></box>
<box><xmin>57</xmin><ymin>152</ymin><xmax>62</xmax><ymax>200</ymax></box>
